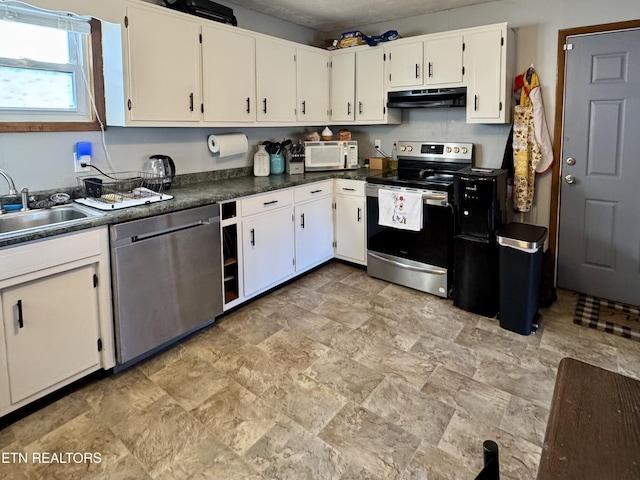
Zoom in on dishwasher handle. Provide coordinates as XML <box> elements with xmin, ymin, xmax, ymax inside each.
<box><xmin>131</xmin><ymin>219</ymin><xmax>210</xmax><ymax>243</ymax></box>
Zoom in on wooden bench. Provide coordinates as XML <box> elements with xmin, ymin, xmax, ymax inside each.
<box><xmin>537</xmin><ymin>357</ymin><xmax>640</xmax><ymax>480</ymax></box>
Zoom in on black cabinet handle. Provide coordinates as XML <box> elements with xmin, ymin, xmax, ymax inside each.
<box><xmin>263</xmin><ymin>98</ymin><xmax>267</xmax><ymax>114</ymax></box>
<box><xmin>428</xmin><ymin>62</ymin><xmax>433</xmax><ymax>77</ymax></box>
<box><xmin>189</xmin><ymin>92</ymin><xmax>194</xmax><ymax>112</ymax></box>
<box><xmin>311</xmin><ymin>189</ymin><xmax>322</xmax><ymax>194</ymax></box>
<box><xmin>250</xmin><ymin>228</ymin><xmax>255</xmax><ymax>246</ymax></box>
<box><xmin>300</xmin><ymin>213</ymin><xmax>305</xmax><ymax>228</ymax></box>
<box><xmin>246</xmin><ymin>97</ymin><xmax>251</xmax><ymax>114</ymax></box>
<box><xmin>347</xmin><ymin>102</ymin><xmax>351</xmax><ymax>115</ymax></box>
<box><xmin>474</xmin><ymin>95</ymin><xmax>479</xmax><ymax>111</ymax></box>
<box><xmin>302</xmin><ymin>100</ymin><xmax>306</xmax><ymax>115</ymax></box>
<box><xmin>357</xmin><ymin>207</ymin><xmax>362</xmax><ymax>222</ymax></box>
<box><xmin>17</xmin><ymin>299</ymin><xmax>23</xmax><ymax>328</ymax></box>
<box><xmin>342</xmin><ymin>187</ymin><xmax>355</xmax><ymax>191</ymax></box>
<box><xmin>359</xmin><ymin>101</ymin><xmax>363</xmax><ymax>114</ymax></box>
<box><xmin>263</xmin><ymin>200</ymin><xmax>278</xmax><ymax>206</ymax></box>
<box><xmin>416</xmin><ymin>63</ymin><xmax>420</xmax><ymax>78</ymax></box>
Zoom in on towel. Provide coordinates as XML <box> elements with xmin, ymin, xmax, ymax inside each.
<box><xmin>378</xmin><ymin>189</ymin><xmax>423</xmax><ymax>231</ymax></box>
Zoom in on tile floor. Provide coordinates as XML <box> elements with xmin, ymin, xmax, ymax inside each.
<box><xmin>2</xmin><ymin>261</ymin><xmax>640</xmax><ymax>480</ymax></box>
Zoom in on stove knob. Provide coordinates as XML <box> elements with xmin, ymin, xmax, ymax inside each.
<box><xmin>407</xmin><ymin>146</ymin><xmax>413</xmax><ymax>152</ymax></box>
<box><xmin>400</xmin><ymin>145</ymin><xmax>406</xmax><ymax>152</ymax></box>
<box><xmin>453</xmin><ymin>147</ymin><xmax>460</xmax><ymax>153</ymax></box>
<box><xmin>461</xmin><ymin>147</ymin><xmax>468</xmax><ymax>154</ymax></box>
<box><xmin>445</xmin><ymin>146</ymin><xmax>452</xmax><ymax>153</ymax></box>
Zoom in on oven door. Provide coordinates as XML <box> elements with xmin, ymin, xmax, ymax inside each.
<box><xmin>366</xmin><ymin>184</ymin><xmax>454</xmax><ymax>297</ymax></box>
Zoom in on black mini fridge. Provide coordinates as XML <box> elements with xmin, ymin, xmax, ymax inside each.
<box><xmin>453</xmin><ymin>167</ymin><xmax>507</xmax><ymax>317</ymax></box>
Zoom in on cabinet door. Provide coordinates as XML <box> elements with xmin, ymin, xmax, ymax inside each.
<box><xmin>388</xmin><ymin>41</ymin><xmax>423</xmax><ymax>88</ymax></box>
<box><xmin>356</xmin><ymin>48</ymin><xmax>385</xmax><ymax>122</ymax></box>
<box><xmin>297</xmin><ymin>48</ymin><xmax>330</xmax><ymax>123</ymax></box>
<box><xmin>330</xmin><ymin>51</ymin><xmax>355</xmax><ymax>122</ymax></box>
<box><xmin>295</xmin><ymin>196</ymin><xmax>334</xmax><ymax>272</ymax></box>
<box><xmin>242</xmin><ymin>208</ymin><xmax>294</xmax><ymax>296</ymax></box>
<box><xmin>2</xmin><ymin>266</ymin><xmax>100</xmax><ymax>404</ymax></box>
<box><xmin>335</xmin><ymin>194</ymin><xmax>366</xmax><ymax>265</ymax></box>
<box><xmin>202</xmin><ymin>25</ymin><xmax>255</xmax><ymax>123</ymax></box>
<box><xmin>126</xmin><ymin>4</ymin><xmax>201</xmax><ymax>122</ymax></box>
<box><xmin>466</xmin><ymin>27</ymin><xmax>505</xmax><ymax>123</ymax></box>
<box><xmin>424</xmin><ymin>34</ymin><xmax>464</xmax><ymax>85</ymax></box>
<box><xmin>255</xmin><ymin>38</ymin><xmax>297</xmax><ymax>122</ymax></box>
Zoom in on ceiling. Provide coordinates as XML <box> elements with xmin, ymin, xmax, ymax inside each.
<box><xmin>228</xmin><ymin>0</ymin><xmax>497</xmax><ymax>33</ymax></box>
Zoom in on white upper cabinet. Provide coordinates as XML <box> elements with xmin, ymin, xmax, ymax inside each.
<box><xmin>356</xmin><ymin>48</ymin><xmax>386</xmax><ymax>122</ymax></box>
<box><xmin>465</xmin><ymin>24</ymin><xmax>513</xmax><ymax>124</ymax></box>
<box><xmin>296</xmin><ymin>47</ymin><xmax>330</xmax><ymax>123</ymax></box>
<box><xmin>387</xmin><ymin>41</ymin><xmax>423</xmax><ymax>88</ymax></box>
<box><xmin>330</xmin><ymin>50</ymin><xmax>356</xmax><ymax>122</ymax></box>
<box><xmin>202</xmin><ymin>24</ymin><xmax>255</xmax><ymax>123</ymax></box>
<box><xmin>125</xmin><ymin>3</ymin><xmax>202</xmax><ymax>123</ymax></box>
<box><xmin>387</xmin><ymin>33</ymin><xmax>464</xmax><ymax>90</ymax></box>
<box><xmin>255</xmin><ymin>37</ymin><xmax>297</xmax><ymax>122</ymax></box>
<box><xmin>424</xmin><ymin>34</ymin><xmax>464</xmax><ymax>86</ymax></box>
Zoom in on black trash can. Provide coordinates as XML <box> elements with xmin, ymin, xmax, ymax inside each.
<box><xmin>496</xmin><ymin>222</ymin><xmax>547</xmax><ymax>335</ymax></box>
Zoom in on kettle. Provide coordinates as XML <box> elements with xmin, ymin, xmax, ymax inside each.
<box><xmin>147</xmin><ymin>155</ymin><xmax>176</xmax><ymax>190</ymax></box>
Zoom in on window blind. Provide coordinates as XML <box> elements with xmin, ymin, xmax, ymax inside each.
<box><xmin>0</xmin><ymin>1</ymin><xmax>91</xmax><ymax>34</ymax></box>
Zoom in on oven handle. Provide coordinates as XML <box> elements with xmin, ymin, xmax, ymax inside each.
<box><xmin>368</xmin><ymin>252</ymin><xmax>447</xmax><ymax>275</ymax></box>
<box><xmin>422</xmin><ymin>193</ymin><xmax>447</xmax><ymax>202</ymax></box>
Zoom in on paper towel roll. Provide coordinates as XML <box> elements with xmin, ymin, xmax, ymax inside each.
<box><xmin>208</xmin><ymin>134</ymin><xmax>248</xmax><ymax>157</ymax></box>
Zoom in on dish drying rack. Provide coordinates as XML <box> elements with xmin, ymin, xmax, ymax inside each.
<box><xmin>75</xmin><ymin>171</ymin><xmax>173</xmax><ymax>210</ymax></box>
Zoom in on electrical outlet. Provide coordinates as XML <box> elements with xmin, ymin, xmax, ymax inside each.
<box><xmin>374</xmin><ymin>139</ymin><xmax>382</xmax><ymax>150</ymax></box>
<box><xmin>74</xmin><ymin>153</ymin><xmax>91</xmax><ymax>173</ymax></box>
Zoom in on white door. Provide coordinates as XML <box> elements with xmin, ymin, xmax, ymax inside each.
<box><xmin>255</xmin><ymin>38</ymin><xmax>297</xmax><ymax>122</ymax></box>
<box><xmin>297</xmin><ymin>49</ymin><xmax>330</xmax><ymax>123</ymax></box>
<box><xmin>295</xmin><ymin>197</ymin><xmax>334</xmax><ymax>272</ymax></box>
<box><xmin>557</xmin><ymin>29</ymin><xmax>640</xmax><ymax>306</ymax></box>
<box><xmin>424</xmin><ymin>34</ymin><xmax>464</xmax><ymax>85</ymax></box>
<box><xmin>126</xmin><ymin>4</ymin><xmax>201</xmax><ymax>122</ymax></box>
<box><xmin>2</xmin><ymin>266</ymin><xmax>101</xmax><ymax>403</ymax></box>
<box><xmin>202</xmin><ymin>25</ymin><xmax>255</xmax><ymax>123</ymax></box>
<box><xmin>465</xmin><ymin>27</ymin><xmax>504</xmax><ymax>122</ymax></box>
<box><xmin>356</xmin><ymin>48</ymin><xmax>385</xmax><ymax>121</ymax></box>
<box><xmin>242</xmin><ymin>209</ymin><xmax>294</xmax><ymax>296</ymax></box>
<box><xmin>330</xmin><ymin>51</ymin><xmax>355</xmax><ymax>122</ymax></box>
<box><xmin>335</xmin><ymin>194</ymin><xmax>366</xmax><ymax>264</ymax></box>
<box><xmin>387</xmin><ymin>41</ymin><xmax>423</xmax><ymax>88</ymax></box>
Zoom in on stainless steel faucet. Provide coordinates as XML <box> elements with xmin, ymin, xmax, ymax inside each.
<box><xmin>0</xmin><ymin>168</ymin><xmax>17</xmax><ymax>195</ymax></box>
<box><xmin>0</xmin><ymin>168</ymin><xmax>24</xmax><ymax>214</ymax></box>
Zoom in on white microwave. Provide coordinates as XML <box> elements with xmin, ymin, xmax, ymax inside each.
<box><xmin>304</xmin><ymin>141</ymin><xmax>359</xmax><ymax>171</ymax></box>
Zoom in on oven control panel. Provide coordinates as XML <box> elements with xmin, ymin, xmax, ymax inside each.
<box><xmin>397</xmin><ymin>141</ymin><xmax>474</xmax><ymax>162</ymax></box>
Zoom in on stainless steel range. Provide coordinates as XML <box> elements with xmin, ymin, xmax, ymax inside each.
<box><xmin>366</xmin><ymin>141</ymin><xmax>473</xmax><ymax>297</ymax></box>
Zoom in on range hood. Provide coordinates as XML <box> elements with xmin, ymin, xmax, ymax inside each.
<box><xmin>387</xmin><ymin>87</ymin><xmax>466</xmax><ymax>108</ymax></box>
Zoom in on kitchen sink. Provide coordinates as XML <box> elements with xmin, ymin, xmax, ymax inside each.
<box><xmin>0</xmin><ymin>203</ymin><xmax>103</xmax><ymax>238</ymax></box>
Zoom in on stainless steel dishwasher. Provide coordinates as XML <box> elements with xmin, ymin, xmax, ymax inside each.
<box><xmin>110</xmin><ymin>204</ymin><xmax>222</xmax><ymax>370</ymax></box>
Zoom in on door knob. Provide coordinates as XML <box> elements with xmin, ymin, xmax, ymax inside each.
<box><xmin>566</xmin><ymin>157</ymin><xmax>576</xmax><ymax>166</ymax></box>
<box><xmin>565</xmin><ymin>174</ymin><xmax>576</xmax><ymax>184</ymax></box>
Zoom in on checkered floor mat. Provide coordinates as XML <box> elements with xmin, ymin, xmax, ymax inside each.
<box><xmin>574</xmin><ymin>293</ymin><xmax>640</xmax><ymax>342</ymax></box>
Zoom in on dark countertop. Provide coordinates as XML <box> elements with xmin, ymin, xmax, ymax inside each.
<box><xmin>0</xmin><ymin>168</ymin><xmax>371</xmax><ymax>249</ymax></box>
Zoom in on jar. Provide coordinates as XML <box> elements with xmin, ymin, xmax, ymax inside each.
<box><xmin>269</xmin><ymin>153</ymin><xmax>285</xmax><ymax>175</ymax></box>
<box><xmin>253</xmin><ymin>144</ymin><xmax>270</xmax><ymax>177</ymax></box>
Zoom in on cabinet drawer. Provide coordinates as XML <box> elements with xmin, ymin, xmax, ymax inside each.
<box><xmin>334</xmin><ymin>179</ymin><xmax>365</xmax><ymax>196</ymax></box>
<box><xmin>294</xmin><ymin>180</ymin><xmax>333</xmax><ymax>203</ymax></box>
<box><xmin>241</xmin><ymin>189</ymin><xmax>293</xmax><ymax>217</ymax></box>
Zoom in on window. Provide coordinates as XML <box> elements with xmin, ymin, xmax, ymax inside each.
<box><xmin>0</xmin><ymin>2</ymin><xmax>105</xmax><ymax>132</ymax></box>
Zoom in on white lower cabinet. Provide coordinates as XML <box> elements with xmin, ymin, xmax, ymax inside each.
<box><xmin>0</xmin><ymin>228</ymin><xmax>113</xmax><ymax>416</ymax></box>
<box><xmin>241</xmin><ymin>192</ymin><xmax>295</xmax><ymax>297</ymax></box>
<box><xmin>334</xmin><ymin>180</ymin><xmax>367</xmax><ymax>265</ymax></box>
<box><xmin>2</xmin><ymin>266</ymin><xmax>101</xmax><ymax>404</ymax></box>
<box><xmin>294</xmin><ymin>181</ymin><xmax>334</xmax><ymax>272</ymax></box>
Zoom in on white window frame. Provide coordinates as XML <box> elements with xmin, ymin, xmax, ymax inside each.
<box><xmin>0</xmin><ymin>1</ymin><xmax>102</xmax><ymax>130</ymax></box>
